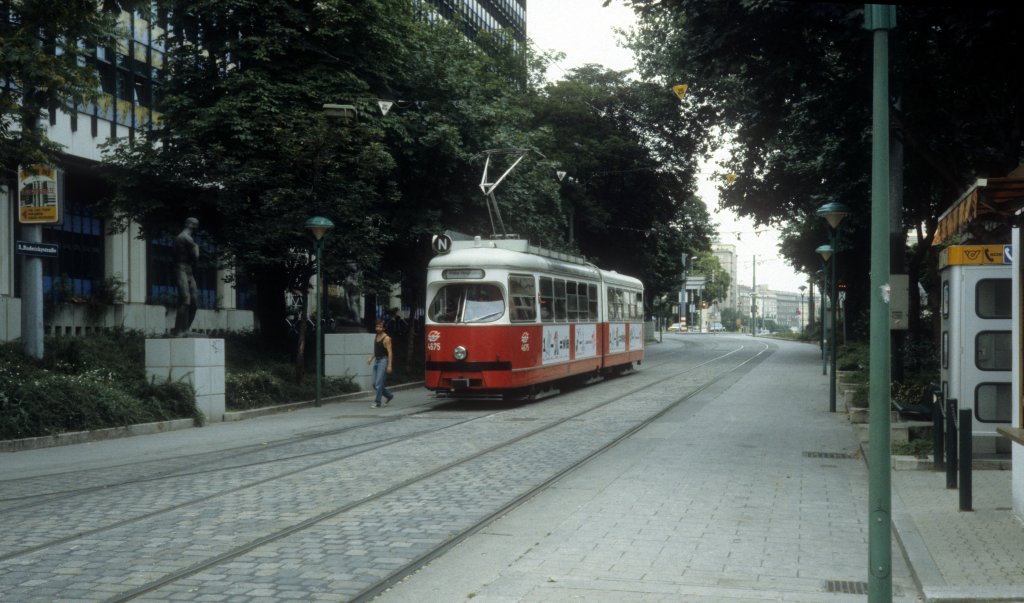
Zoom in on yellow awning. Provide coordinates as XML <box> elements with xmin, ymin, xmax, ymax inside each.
<box><xmin>933</xmin><ymin>177</ymin><xmax>1024</xmax><ymax>245</ymax></box>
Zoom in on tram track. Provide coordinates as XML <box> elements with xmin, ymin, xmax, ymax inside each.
<box><xmin>0</xmin><ymin>340</ymin><xmax>742</xmax><ymax>553</ymax></box>
<box><xmin>0</xmin><ymin>338</ymin><xmax>770</xmax><ymax>602</ymax></box>
<box><xmin>0</xmin><ymin>401</ymin><xmax>445</xmax><ymax>506</ymax></box>
<box><xmin>110</xmin><ymin>340</ymin><xmax>770</xmax><ymax>602</ymax></box>
<box><xmin>0</xmin><ymin>334</ymin><xmax>724</xmax><ymax>509</ymax></box>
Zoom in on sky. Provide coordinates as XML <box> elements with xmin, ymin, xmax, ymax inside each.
<box><xmin>528</xmin><ymin>1</ymin><xmax>810</xmax><ymax>294</ymax></box>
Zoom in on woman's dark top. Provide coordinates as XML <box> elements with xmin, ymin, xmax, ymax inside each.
<box><xmin>374</xmin><ymin>337</ymin><xmax>388</xmax><ymax>359</ymax></box>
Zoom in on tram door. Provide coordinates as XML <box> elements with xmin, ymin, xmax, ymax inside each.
<box><xmin>940</xmin><ymin>245</ymin><xmax>1013</xmax><ymax>451</ymax></box>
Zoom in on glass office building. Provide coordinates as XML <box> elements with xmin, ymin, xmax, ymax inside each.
<box><xmin>416</xmin><ymin>0</ymin><xmax>527</xmax><ymax>47</ymax></box>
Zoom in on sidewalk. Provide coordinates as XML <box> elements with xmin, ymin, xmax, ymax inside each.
<box><xmin>891</xmin><ymin>461</ymin><xmax>1024</xmax><ymax>601</ymax></box>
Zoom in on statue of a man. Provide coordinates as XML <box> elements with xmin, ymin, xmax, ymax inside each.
<box><xmin>173</xmin><ymin>217</ymin><xmax>200</xmax><ymax>336</ymax></box>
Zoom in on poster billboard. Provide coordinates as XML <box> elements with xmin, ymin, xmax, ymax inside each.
<box><xmin>18</xmin><ymin>164</ymin><xmax>63</xmax><ymax>224</ymax></box>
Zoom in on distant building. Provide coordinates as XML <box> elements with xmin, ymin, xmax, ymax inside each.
<box><xmin>416</xmin><ymin>0</ymin><xmax>527</xmax><ymax>49</ymax></box>
<box><xmin>712</xmin><ymin>242</ymin><xmax>738</xmax><ymax>311</ymax></box>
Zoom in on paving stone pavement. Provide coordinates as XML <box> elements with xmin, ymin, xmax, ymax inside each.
<box><xmin>892</xmin><ymin>468</ymin><xmax>1024</xmax><ymax>601</ymax></box>
<box><xmin>376</xmin><ymin>337</ymin><xmax>1023</xmax><ymax>602</ymax></box>
<box><xmin>3</xmin><ymin>336</ymin><xmax>1022</xmax><ymax>602</ymax></box>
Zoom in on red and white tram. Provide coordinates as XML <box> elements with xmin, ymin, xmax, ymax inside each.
<box><xmin>424</xmin><ymin>237</ymin><xmax>645</xmax><ymax>397</ymax></box>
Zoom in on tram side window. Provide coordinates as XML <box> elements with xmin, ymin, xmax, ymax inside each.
<box><xmin>565</xmin><ymin>281</ymin><xmax>576</xmax><ymax>321</ymax></box>
<box><xmin>975</xmin><ymin>383</ymin><xmax>1012</xmax><ymax>423</ymax></box>
<box><xmin>509</xmin><ymin>275</ymin><xmax>537</xmax><ymax>322</ymax></box>
<box><xmin>539</xmin><ymin>277</ymin><xmax>554</xmax><ymax>321</ymax></box>
<box><xmin>608</xmin><ymin>287</ymin><xmax>624</xmax><ymax>320</ymax></box>
<box><xmin>575</xmin><ymin>282</ymin><xmax>590</xmax><ymax>321</ymax></box>
<box><xmin>588</xmin><ymin>284</ymin><xmax>598</xmax><ymax>320</ymax></box>
<box><xmin>631</xmin><ymin>292</ymin><xmax>643</xmax><ymax>319</ymax></box>
<box><xmin>554</xmin><ymin>278</ymin><xmax>567</xmax><ymax>321</ymax></box>
<box><xmin>565</xmin><ymin>280</ymin><xmax>589</xmax><ymax>322</ymax></box>
<box><xmin>976</xmin><ymin>279</ymin><xmax>1011</xmax><ymax>319</ymax></box>
<box><xmin>976</xmin><ymin>331</ymin><xmax>1012</xmax><ymax>371</ymax></box>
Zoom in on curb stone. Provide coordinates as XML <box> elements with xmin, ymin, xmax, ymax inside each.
<box><xmin>0</xmin><ymin>418</ymin><xmax>196</xmax><ymax>453</ymax></box>
<box><xmin>1</xmin><ymin>381</ymin><xmax>425</xmax><ymax>452</ymax></box>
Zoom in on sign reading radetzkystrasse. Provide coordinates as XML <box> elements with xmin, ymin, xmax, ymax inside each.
<box><xmin>15</xmin><ymin>241</ymin><xmax>59</xmax><ymax>258</ymax></box>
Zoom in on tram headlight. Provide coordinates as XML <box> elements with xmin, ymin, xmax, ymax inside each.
<box><xmin>453</xmin><ymin>345</ymin><xmax>468</xmax><ymax>361</ymax></box>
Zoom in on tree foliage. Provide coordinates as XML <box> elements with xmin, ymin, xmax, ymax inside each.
<box><xmin>104</xmin><ymin>0</ymin><xmax>422</xmax><ymax>344</ymax></box>
<box><xmin>104</xmin><ymin>2</ymin><xmax>720</xmax><ymax>338</ymax></box>
<box><xmin>529</xmin><ymin>66</ymin><xmax>717</xmax><ymax>306</ymax></box>
<box><xmin>626</xmin><ymin>0</ymin><xmax>1024</xmax><ymax>335</ymax></box>
<box><xmin>1</xmin><ymin>0</ymin><xmax>149</xmax><ymax>169</ymax></box>
<box><xmin>689</xmin><ymin>250</ymin><xmax>730</xmax><ymax>305</ymax></box>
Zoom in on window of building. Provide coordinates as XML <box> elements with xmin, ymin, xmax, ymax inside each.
<box><xmin>41</xmin><ymin>200</ymin><xmax>103</xmax><ymax>302</ymax></box>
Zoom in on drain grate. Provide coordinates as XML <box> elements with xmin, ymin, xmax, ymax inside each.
<box><xmin>803</xmin><ymin>451</ymin><xmax>858</xmax><ymax>459</ymax></box>
<box><xmin>824</xmin><ymin>580</ymin><xmax>869</xmax><ymax>595</ymax></box>
<box><xmin>825</xmin><ymin>580</ymin><xmax>902</xmax><ymax>596</ymax></box>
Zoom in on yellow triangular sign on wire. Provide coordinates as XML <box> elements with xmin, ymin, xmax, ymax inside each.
<box><xmin>726</xmin><ymin>173</ymin><xmax>737</xmax><ymax>184</ymax></box>
<box><xmin>378</xmin><ymin>100</ymin><xmax>393</xmax><ymax>116</ymax></box>
<box><xmin>672</xmin><ymin>84</ymin><xmax>688</xmax><ymax>101</ymax></box>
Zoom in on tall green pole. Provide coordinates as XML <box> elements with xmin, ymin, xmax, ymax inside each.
<box><xmin>314</xmin><ymin>238</ymin><xmax>323</xmax><ymax>408</ymax></box>
<box><xmin>830</xmin><ymin>230</ymin><xmax>839</xmax><ymax>412</ymax></box>
<box><xmin>865</xmin><ymin>5</ymin><xmax>895</xmax><ymax>601</ymax></box>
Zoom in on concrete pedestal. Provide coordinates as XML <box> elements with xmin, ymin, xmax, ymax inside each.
<box><xmin>145</xmin><ymin>338</ymin><xmax>226</xmax><ymax>422</ymax></box>
<box><xmin>324</xmin><ymin>333</ymin><xmax>374</xmax><ymax>391</ymax></box>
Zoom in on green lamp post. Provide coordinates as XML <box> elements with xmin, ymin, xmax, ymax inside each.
<box><xmin>305</xmin><ymin>216</ymin><xmax>334</xmax><ymax>407</ymax></box>
<box><xmin>815</xmin><ymin>245</ymin><xmax>833</xmax><ymax>380</ymax></box>
<box><xmin>816</xmin><ymin>199</ymin><xmax>849</xmax><ymax>414</ymax></box>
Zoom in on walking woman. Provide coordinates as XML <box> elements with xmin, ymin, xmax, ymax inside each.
<box><xmin>368</xmin><ymin>319</ymin><xmax>394</xmax><ymax>408</ymax></box>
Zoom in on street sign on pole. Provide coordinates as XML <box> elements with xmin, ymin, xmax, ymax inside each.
<box><xmin>15</xmin><ymin>240</ymin><xmax>58</xmax><ymax>258</ymax></box>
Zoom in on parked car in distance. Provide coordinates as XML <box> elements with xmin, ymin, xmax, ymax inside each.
<box><xmin>667</xmin><ymin>322</ymin><xmax>683</xmax><ymax>332</ymax></box>
<box><xmin>710</xmin><ymin>322</ymin><xmax>725</xmax><ymax>332</ymax></box>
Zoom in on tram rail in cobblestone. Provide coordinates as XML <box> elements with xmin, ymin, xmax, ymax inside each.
<box><xmin>0</xmin><ymin>338</ymin><xmax>769</xmax><ymax>602</ymax></box>
<box><xmin>111</xmin><ymin>342</ymin><xmax>770</xmax><ymax>602</ymax></box>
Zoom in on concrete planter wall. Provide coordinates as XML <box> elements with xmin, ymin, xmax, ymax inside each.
<box><xmin>145</xmin><ymin>338</ymin><xmax>226</xmax><ymax>423</ymax></box>
<box><xmin>324</xmin><ymin>333</ymin><xmax>375</xmax><ymax>391</ymax></box>
<box><xmin>33</xmin><ymin>302</ymin><xmax>254</xmax><ymax>339</ymax></box>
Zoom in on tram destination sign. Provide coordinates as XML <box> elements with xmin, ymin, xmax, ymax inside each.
<box><xmin>15</xmin><ymin>240</ymin><xmax>59</xmax><ymax>258</ymax></box>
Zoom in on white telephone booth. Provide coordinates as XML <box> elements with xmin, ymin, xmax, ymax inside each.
<box><xmin>939</xmin><ymin>245</ymin><xmax>1014</xmax><ymax>453</ymax></box>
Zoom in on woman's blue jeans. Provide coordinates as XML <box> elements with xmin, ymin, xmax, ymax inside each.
<box><xmin>372</xmin><ymin>358</ymin><xmax>393</xmax><ymax>404</ymax></box>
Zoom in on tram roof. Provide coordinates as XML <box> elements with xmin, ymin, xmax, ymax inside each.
<box><xmin>428</xmin><ymin>238</ymin><xmax>642</xmax><ymax>288</ymax></box>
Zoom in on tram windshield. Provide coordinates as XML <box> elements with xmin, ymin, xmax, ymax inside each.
<box><xmin>429</xmin><ymin>283</ymin><xmax>505</xmax><ymax>323</ymax></box>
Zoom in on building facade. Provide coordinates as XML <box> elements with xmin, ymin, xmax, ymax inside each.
<box><xmin>416</xmin><ymin>0</ymin><xmax>527</xmax><ymax>47</ymax></box>
<box><xmin>1</xmin><ymin>8</ymin><xmax>253</xmax><ymax>342</ymax></box>
<box><xmin>712</xmin><ymin>242</ymin><xmax>738</xmax><ymax>311</ymax></box>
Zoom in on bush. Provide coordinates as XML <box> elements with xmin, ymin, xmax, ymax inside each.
<box><xmin>837</xmin><ymin>341</ymin><xmax>869</xmax><ymax>372</ymax></box>
<box><xmin>893</xmin><ymin>428</ymin><xmax>933</xmax><ymax>458</ymax></box>
<box><xmin>226</xmin><ymin>370</ymin><xmax>283</xmax><ymax>410</ymax></box>
<box><xmin>1</xmin><ymin>370</ymin><xmax>198</xmax><ymax>440</ymax></box>
<box><xmin>0</xmin><ymin>333</ymin><xmax>198</xmax><ymax>440</ymax></box>
<box><xmin>1</xmin><ymin>330</ymin><xmax>365</xmax><ymax>439</ymax></box>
